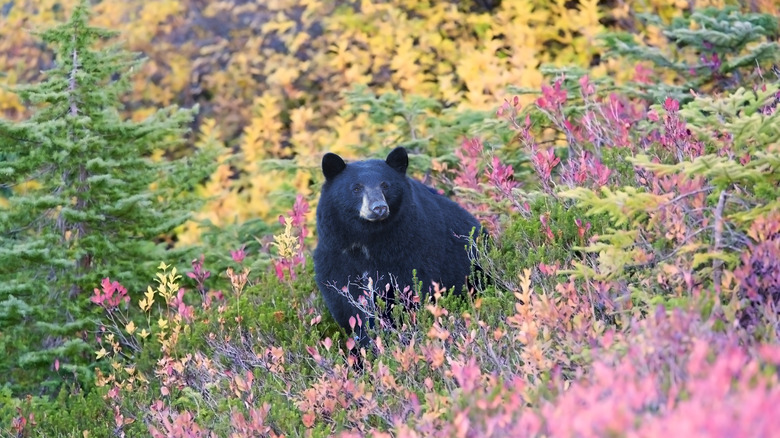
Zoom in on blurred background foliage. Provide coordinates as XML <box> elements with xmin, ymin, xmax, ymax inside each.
<box><xmin>4</xmin><ymin>0</ymin><xmax>776</xmax><ymax>242</ymax></box>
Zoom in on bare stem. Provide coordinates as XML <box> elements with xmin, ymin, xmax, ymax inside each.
<box><xmin>712</xmin><ymin>189</ymin><xmax>728</xmax><ymax>293</ymax></box>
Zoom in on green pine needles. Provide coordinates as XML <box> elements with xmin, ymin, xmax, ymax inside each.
<box><xmin>0</xmin><ymin>0</ymin><xmax>215</xmax><ymax>395</ymax></box>
<box><xmin>601</xmin><ymin>7</ymin><xmax>780</xmax><ymax>104</ymax></box>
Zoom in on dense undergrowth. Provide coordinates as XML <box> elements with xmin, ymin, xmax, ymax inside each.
<box><xmin>2</xmin><ymin>0</ymin><xmax>780</xmax><ymax>436</ymax></box>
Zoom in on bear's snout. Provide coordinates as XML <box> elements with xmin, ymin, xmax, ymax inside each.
<box><xmin>372</xmin><ymin>204</ymin><xmax>388</xmax><ymax>217</ymax></box>
<box><xmin>359</xmin><ymin>187</ymin><xmax>390</xmax><ymax>222</ymax></box>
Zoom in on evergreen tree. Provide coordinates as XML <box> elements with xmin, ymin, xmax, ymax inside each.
<box><xmin>601</xmin><ymin>7</ymin><xmax>780</xmax><ymax>104</ymax></box>
<box><xmin>0</xmin><ymin>0</ymin><xmax>215</xmax><ymax>395</ymax></box>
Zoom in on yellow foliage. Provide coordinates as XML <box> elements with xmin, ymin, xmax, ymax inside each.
<box><xmin>272</xmin><ymin>217</ymin><xmax>299</xmax><ymax>259</ymax></box>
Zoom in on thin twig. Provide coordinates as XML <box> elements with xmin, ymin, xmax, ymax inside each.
<box><xmin>712</xmin><ymin>189</ymin><xmax>728</xmax><ymax>293</ymax></box>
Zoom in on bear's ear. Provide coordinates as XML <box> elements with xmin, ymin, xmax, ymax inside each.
<box><xmin>322</xmin><ymin>153</ymin><xmax>347</xmax><ymax>180</ymax></box>
<box><xmin>386</xmin><ymin>147</ymin><xmax>408</xmax><ymax>175</ymax></box>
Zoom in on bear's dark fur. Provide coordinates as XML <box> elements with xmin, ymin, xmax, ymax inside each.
<box><xmin>313</xmin><ymin>147</ymin><xmax>482</xmax><ymax>345</ymax></box>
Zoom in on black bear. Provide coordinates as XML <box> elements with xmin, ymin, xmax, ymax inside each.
<box><xmin>313</xmin><ymin>147</ymin><xmax>482</xmax><ymax>346</ymax></box>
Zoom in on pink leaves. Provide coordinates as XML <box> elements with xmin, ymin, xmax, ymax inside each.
<box><xmin>450</xmin><ymin>356</ymin><xmax>481</xmax><ymax>393</ymax></box>
<box><xmin>588</xmin><ymin>158</ymin><xmax>612</xmax><ymax>187</ymax></box>
<box><xmin>488</xmin><ymin>156</ymin><xmax>516</xmax><ymax>191</ymax></box>
<box><xmin>187</xmin><ymin>255</ymin><xmax>210</xmax><ymax>283</ymax></box>
<box><xmin>148</xmin><ymin>402</ymin><xmax>209</xmax><ymax>438</ymax></box>
<box><xmin>539</xmin><ymin>213</ymin><xmax>555</xmax><ymax>242</ymax></box>
<box><xmin>656</xmin><ymin>97</ymin><xmax>704</xmax><ymax>161</ymax></box>
<box><xmin>503</xmin><ymin>75</ymin><xmax>631</xmax><ymax>194</ymax></box>
<box><xmin>559</xmin><ymin>150</ymin><xmax>612</xmax><ymax>189</ymax></box>
<box><xmin>634</xmin><ymin>64</ymin><xmax>653</xmax><ymax>84</ymax></box>
<box><xmin>579</xmin><ymin>74</ymin><xmax>595</xmax><ymax>97</ymax></box>
<box><xmin>732</xmin><ymin>212</ymin><xmax>780</xmax><ymax>325</ymax></box>
<box><xmin>497</xmin><ymin>95</ymin><xmax>522</xmax><ymax>120</ymax></box>
<box><xmin>558</xmin><ymin>150</ymin><xmax>613</xmax><ymax>189</ymax></box>
<box><xmin>90</xmin><ymin>277</ymin><xmax>129</xmax><ymax>310</ymax></box>
<box><xmin>306</xmin><ymin>345</ymin><xmax>322</xmax><ymax>362</ymax></box>
<box><xmin>497</xmin><ymin>94</ymin><xmax>530</xmax><ymax>133</ymax></box>
<box><xmin>488</xmin><ymin>155</ymin><xmax>520</xmax><ymax>203</ymax></box>
<box><xmin>531</xmin><ymin>145</ymin><xmax>614</xmax><ymax>191</ymax></box>
<box><xmin>273</xmin><ymin>263</ymin><xmax>287</xmax><ymax>282</ymax></box>
<box><xmin>663</xmin><ymin>97</ymin><xmax>679</xmax><ymax>112</ymax></box>
<box><xmin>535</xmin><ymin>309</ymin><xmax>780</xmax><ymax>438</ymax></box>
<box><xmin>231</xmin><ymin>403</ymin><xmax>273</xmax><ymax>436</ymax></box>
<box><xmin>537</xmin><ymin>78</ymin><xmax>567</xmax><ymax>111</ymax></box>
<box><xmin>289</xmin><ymin>193</ymin><xmax>310</xmax><ymax>231</ymax></box>
<box><xmin>531</xmin><ymin>148</ymin><xmax>560</xmax><ymax>184</ymax></box>
<box><xmin>575</xmin><ymin>217</ymin><xmax>591</xmax><ymax>241</ymax></box>
<box><xmin>170</xmin><ymin>287</ymin><xmax>195</xmax><ymax>323</ymax></box>
<box><xmin>453</xmin><ymin>137</ymin><xmax>483</xmax><ymax>191</ymax></box>
<box><xmin>448</xmin><ymin>136</ymin><xmax>523</xmax><ymax>232</ymax></box>
<box><xmin>229</xmin><ymin>245</ymin><xmax>246</xmax><ymax>263</ymax></box>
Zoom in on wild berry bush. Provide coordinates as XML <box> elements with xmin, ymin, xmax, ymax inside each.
<box><xmin>3</xmin><ymin>1</ymin><xmax>780</xmax><ymax>437</ymax></box>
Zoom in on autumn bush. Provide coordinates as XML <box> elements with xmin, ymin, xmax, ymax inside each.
<box><xmin>3</xmin><ymin>1</ymin><xmax>780</xmax><ymax>437</ymax></box>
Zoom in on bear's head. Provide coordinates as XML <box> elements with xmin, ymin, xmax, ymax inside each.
<box><xmin>321</xmin><ymin>147</ymin><xmax>409</xmax><ymax>225</ymax></box>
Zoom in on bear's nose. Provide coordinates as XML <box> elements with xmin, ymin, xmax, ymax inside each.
<box><xmin>372</xmin><ymin>205</ymin><xmax>388</xmax><ymax>217</ymax></box>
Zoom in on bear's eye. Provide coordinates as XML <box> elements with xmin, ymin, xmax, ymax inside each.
<box><xmin>380</xmin><ymin>182</ymin><xmax>389</xmax><ymax>190</ymax></box>
<box><xmin>352</xmin><ymin>184</ymin><xmax>363</xmax><ymax>194</ymax></box>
